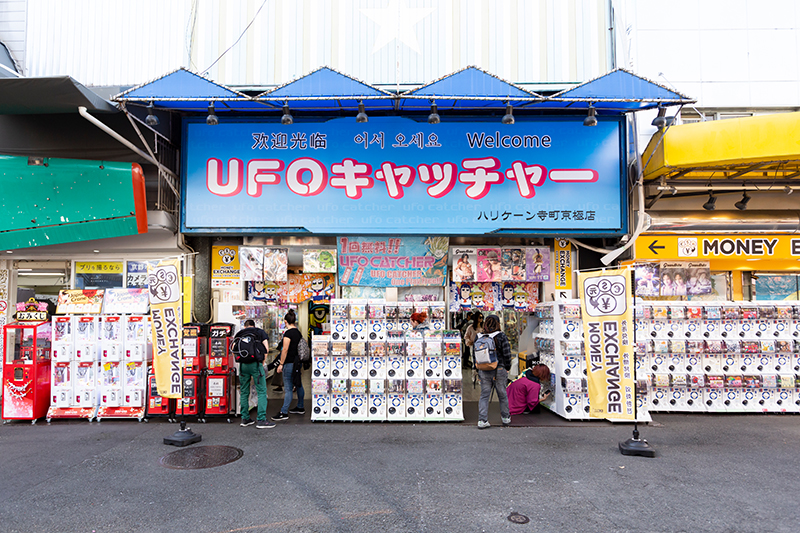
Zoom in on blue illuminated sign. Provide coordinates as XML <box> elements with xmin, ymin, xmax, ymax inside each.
<box><xmin>181</xmin><ymin>117</ymin><xmax>626</xmax><ymax>235</ymax></box>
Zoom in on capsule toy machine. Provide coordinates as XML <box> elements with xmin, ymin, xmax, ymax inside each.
<box><xmin>176</xmin><ymin>374</ymin><xmax>201</xmax><ymax>419</ymax></box>
<box><xmin>311</xmin><ymin>379</ymin><xmax>331</xmax><ymax>421</ymax></box>
<box><xmin>368</xmin><ymin>340</ymin><xmax>386</xmax><ymax>379</ymax></box>
<box><xmin>349</xmin><ymin>378</ymin><xmax>368</xmax><ymax>420</ymax></box>
<box><xmin>776</xmin><ymin>375</ymin><xmax>795</xmax><ymax>412</ymax></box>
<box><xmin>98</xmin><ymin>359</ymin><xmax>122</xmax><ymax>409</ymax></box>
<box><xmin>384</xmin><ymin>303</ymin><xmax>399</xmax><ymax>334</ymax></box>
<box><xmin>181</xmin><ymin>324</ymin><xmax>207</xmax><ymax>374</ymax></box>
<box><xmin>649</xmin><ymin>373</ymin><xmax>670</xmax><ymax>412</ymax></box>
<box><xmin>634</xmin><ymin>304</ymin><xmax>652</xmax><ymax>346</ymax></box>
<box><xmin>685</xmin><ymin>340</ymin><xmax>704</xmax><ymax>373</ymax></box>
<box><xmin>634</xmin><ymin>341</ymin><xmax>650</xmax><ymax>381</ymax></box>
<box><xmin>385</xmin><ymin>331</ymin><xmax>406</xmax><ymax>380</ymax></box>
<box><xmin>424</xmin><ymin>379</ymin><xmax>443</xmax><ymax>420</ymax></box>
<box><xmin>349</xmin><ymin>299</ymin><xmax>368</xmax><ymax>342</ymax></box>
<box><xmin>650</xmin><ymin>339</ymin><xmax>670</xmax><ymax>374</ymax></box>
<box><xmin>405</xmin><ymin>334</ymin><xmax>424</xmax><ymax>379</ymax></box>
<box><xmin>703</xmin><ymin>340</ymin><xmax>724</xmax><ymax>374</ymax></box>
<box><xmin>754</xmin><ymin>305</ymin><xmax>776</xmax><ymax>341</ymax></box>
<box><xmin>386</xmin><ymin>379</ymin><xmax>406</xmax><ymax>421</ymax></box>
<box><xmin>722</xmin><ymin>375</ymin><xmax>743</xmax><ymax>412</ymax></box>
<box><xmin>311</xmin><ymin>334</ymin><xmax>331</xmax><ymax>379</ymax></box>
<box><xmin>772</xmin><ymin>304</ymin><xmax>794</xmax><ymax>341</ymax></box>
<box><xmin>683</xmin><ymin>305</ymin><xmax>704</xmax><ymax>341</ymax></box>
<box><xmin>430</xmin><ymin>302</ymin><xmax>446</xmax><ymax>332</ymax></box>
<box><xmin>330</xmin><ymin>378</ymin><xmax>349</xmax><ymax>421</ymax></box>
<box><xmin>330</xmin><ymin>340</ymin><xmax>349</xmax><ymax>379</ymax></box>
<box><xmin>122</xmin><ymin>360</ymin><xmax>147</xmax><ymax>412</ymax></box>
<box><xmin>666</xmin><ymin>305</ymin><xmax>686</xmax><ymax>342</ymax></box>
<box><xmin>442</xmin><ymin>330</ymin><xmax>462</xmax><ymax>380</ymax></box>
<box><xmin>703</xmin><ymin>375</ymin><xmax>725</xmax><ymax>412</ymax></box>
<box><xmin>146</xmin><ymin>372</ymin><xmax>173</xmax><ymax>421</ymax></box>
<box><xmin>367</xmin><ymin>299</ymin><xmax>386</xmax><ymax>342</ymax></box>
<box><xmin>667</xmin><ymin>373</ymin><xmax>689</xmax><ymax>411</ymax></box>
<box><xmin>398</xmin><ymin>302</ymin><xmax>414</xmax><ymax>332</ymax></box>
<box><xmin>757</xmin><ymin>374</ymin><xmax>780</xmax><ymax>412</ymax></box>
<box><xmin>685</xmin><ymin>374</ymin><xmax>705</xmax><ymax>412</ymax></box>
<box><xmin>701</xmin><ymin>304</ymin><xmax>723</xmax><ymax>342</ymax></box>
<box><xmin>423</xmin><ymin>330</ymin><xmax>443</xmax><ymax>380</ymax></box>
<box><xmin>349</xmin><ymin>341</ymin><xmax>368</xmax><ymax>379</ymax></box>
<box><xmin>792</xmin><ymin>305</ymin><xmax>800</xmax><ymax>342</ymax></box>
<box><xmin>367</xmin><ymin>378</ymin><xmax>386</xmax><ymax>420</ymax></box>
<box><xmin>774</xmin><ymin>340</ymin><xmax>792</xmax><ymax>374</ymax></box>
<box><xmin>739</xmin><ymin>375</ymin><xmax>762</xmax><ymax>412</ymax></box>
<box><xmin>74</xmin><ymin>316</ymin><xmax>99</xmax><ymax>364</ymax></box>
<box><xmin>443</xmin><ymin>378</ymin><xmax>463</xmax><ymax>420</ymax></box>
<box><xmin>73</xmin><ymin>360</ymin><xmax>97</xmax><ymax>412</ymax></box>
<box><xmin>739</xmin><ymin>340</ymin><xmax>761</xmax><ymax>375</ymax></box>
<box><xmin>405</xmin><ymin>378</ymin><xmax>425</xmax><ymax>420</ymax></box>
<box><xmin>738</xmin><ymin>304</ymin><xmax>759</xmax><ymax>342</ymax></box>
<box><xmin>719</xmin><ymin>305</ymin><xmax>740</xmax><ymax>342</ymax></box>
<box><xmin>330</xmin><ymin>299</ymin><xmax>349</xmax><ymax>341</ymax></box>
<box><xmin>208</xmin><ymin>323</ymin><xmax>234</xmax><ymax>374</ymax></box>
<box><xmin>201</xmin><ymin>371</ymin><xmax>234</xmax><ymax>422</ymax></box>
<box><xmin>667</xmin><ymin>340</ymin><xmax>686</xmax><ymax>374</ymax></box>
<box><xmin>2</xmin><ymin>320</ymin><xmax>52</xmax><ymax>423</ymax></box>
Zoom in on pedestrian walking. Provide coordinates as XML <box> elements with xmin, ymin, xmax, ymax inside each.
<box><xmin>476</xmin><ymin>314</ymin><xmax>512</xmax><ymax>429</ymax></box>
<box><xmin>272</xmin><ymin>309</ymin><xmax>305</xmax><ymax>421</ymax></box>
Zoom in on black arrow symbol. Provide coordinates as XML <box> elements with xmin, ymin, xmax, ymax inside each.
<box><xmin>648</xmin><ymin>240</ymin><xmax>665</xmax><ymax>254</ymax></box>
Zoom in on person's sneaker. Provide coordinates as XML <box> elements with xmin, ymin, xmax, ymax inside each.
<box><xmin>288</xmin><ymin>407</ymin><xmax>305</xmax><ymax>415</ymax></box>
<box><xmin>477</xmin><ymin>420</ymin><xmax>491</xmax><ymax>429</ymax></box>
<box><xmin>272</xmin><ymin>412</ymin><xmax>289</xmax><ymax>421</ymax></box>
<box><xmin>240</xmin><ymin>419</ymin><xmax>255</xmax><ymax>427</ymax></box>
<box><xmin>256</xmin><ymin>420</ymin><xmax>276</xmax><ymax>429</ymax></box>
<box><xmin>501</xmin><ymin>417</ymin><xmax>511</xmax><ymax>426</ymax></box>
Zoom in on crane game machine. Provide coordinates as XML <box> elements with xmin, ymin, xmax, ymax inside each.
<box><xmin>2</xmin><ymin>299</ymin><xmax>52</xmax><ymax>424</ymax></box>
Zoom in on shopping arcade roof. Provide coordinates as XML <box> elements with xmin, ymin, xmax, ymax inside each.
<box><xmin>114</xmin><ymin>66</ymin><xmax>693</xmax><ymax>114</ymax></box>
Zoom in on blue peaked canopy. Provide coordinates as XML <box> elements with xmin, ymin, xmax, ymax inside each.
<box><xmin>398</xmin><ymin>66</ymin><xmax>541</xmax><ymax>110</ymax></box>
<box><xmin>114</xmin><ymin>66</ymin><xmax>693</xmax><ymax>114</ymax></box>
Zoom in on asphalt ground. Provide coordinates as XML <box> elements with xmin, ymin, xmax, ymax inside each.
<box><xmin>1</xmin><ymin>410</ymin><xmax>799</xmax><ymax>533</ymax></box>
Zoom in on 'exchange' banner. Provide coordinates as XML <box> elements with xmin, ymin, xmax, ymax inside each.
<box><xmin>578</xmin><ymin>268</ymin><xmax>636</xmax><ymax>420</ymax></box>
<box><xmin>148</xmin><ymin>258</ymin><xmax>183</xmax><ymax>399</ymax></box>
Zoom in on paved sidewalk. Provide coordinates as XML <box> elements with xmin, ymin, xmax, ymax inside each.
<box><xmin>1</xmin><ymin>413</ymin><xmax>798</xmax><ymax>533</ymax></box>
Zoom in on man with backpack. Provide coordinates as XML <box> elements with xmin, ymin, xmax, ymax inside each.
<box><xmin>233</xmin><ymin>319</ymin><xmax>274</xmax><ymax>429</ymax></box>
<box><xmin>473</xmin><ymin>314</ymin><xmax>512</xmax><ymax>429</ymax></box>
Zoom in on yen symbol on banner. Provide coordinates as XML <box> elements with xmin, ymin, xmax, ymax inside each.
<box><xmin>583</xmin><ymin>275</ymin><xmax>627</xmax><ymax>317</ymax></box>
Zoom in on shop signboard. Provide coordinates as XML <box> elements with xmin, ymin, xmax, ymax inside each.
<box><xmin>182</xmin><ymin>117</ymin><xmax>625</xmax><ymax>235</ymax></box>
<box><xmin>578</xmin><ymin>268</ymin><xmax>636</xmax><ymax>421</ymax></box>
<box><xmin>56</xmin><ymin>289</ymin><xmax>105</xmax><ymax>314</ymax></box>
<box><xmin>635</xmin><ymin>234</ymin><xmax>800</xmax><ymax>269</ymax></box>
<box><xmin>554</xmin><ymin>239</ymin><xmax>573</xmax><ymax>299</ymax></box>
<box><xmin>338</xmin><ymin>236</ymin><xmax>448</xmax><ymax>287</ymax></box>
<box><xmin>126</xmin><ymin>261</ymin><xmax>150</xmax><ymax>288</ymax></box>
<box><xmin>211</xmin><ymin>246</ymin><xmax>241</xmax><ymax>288</ymax></box>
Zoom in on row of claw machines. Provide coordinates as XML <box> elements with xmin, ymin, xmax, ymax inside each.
<box><xmin>533</xmin><ymin>299</ymin><xmax>800</xmax><ymax>419</ymax></box>
<box><xmin>311</xmin><ymin>299</ymin><xmax>463</xmax><ymax>421</ymax></box>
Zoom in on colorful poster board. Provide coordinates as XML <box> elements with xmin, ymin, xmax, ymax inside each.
<box><xmin>338</xmin><ymin>236</ymin><xmax>448</xmax><ymax>287</ymax></box>
<box><xmin>451</xmin><ymin>247</ymin><xmax>477</xmax><ymax>282</ymax></box>
<box><xmin>56</xmin><ymin>290</ymin><xmax>105</xmax><ymax>314</ymax></box>
<box><xmin>303</xmin><ymin>249</ymin><xmax>337</xmax><ymax>273</ymax></box>
<box><xmin>449</xmin><ymin>282</ymin><xmax>539</xmax><ymax>312</ymax></box>
<box><xmin>526</xmin><ymin>247</ymin><xmax>550</xmax><ymax>282</ymax></box>
<box><xmin>103</xmin><ymin>288</ymin><xmax>150</xmax><ymax>315</ymax></box>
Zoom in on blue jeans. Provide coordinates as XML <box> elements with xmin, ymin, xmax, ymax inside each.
<box><xmin>280</xmin><ymin>363</ymin><xmax>305</xmax><ymax>413</ymax></box>
<box><xmin>239</xmin><ymin>362</ymin><xmax>267</xmax><ymax>421</ymax></box>
<box><xmin>478</xmin><ymin>366</ymin><xmax>509</xmax><ymax>422</ymax></box>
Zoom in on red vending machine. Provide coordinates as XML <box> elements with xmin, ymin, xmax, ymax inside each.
<box><xmin>181</xmin><ymin>323</ymin><xmax>207</xmax><ymax>374</ymax></box>
<box><xmin>145</xmin><ymin>372</ymin><xmax>175</xmax><ymax>422</ymax></box>
<box><xmin>2</xmin><ymin>320</ymin><xmax>52</xmax><ymax>424</ymax></box>
<box><xmin>202</xmin><ymin>323</ymin><xmax>235</xmax><ymax>422</ymax></box>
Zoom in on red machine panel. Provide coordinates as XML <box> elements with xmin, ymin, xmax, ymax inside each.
<box><xmin>2</xmin><ymin>321</ymin><xmax>52</xmax><ymax>422</ymax></box>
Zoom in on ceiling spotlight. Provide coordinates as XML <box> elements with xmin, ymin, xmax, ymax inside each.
<box><xmin>583</xmin><ymin>104</ymin><xmax>597</xmax><ymax>127</ymax></box>
<box><xmin>734</xmin><ymin>191</ymin><xmax>751</xmax><ymax>211</ymax></box>
<box><xmin>501</xmin><ymin>102</ymin><xmax>515</xmax><ymax>125</ymax></box>
<box><xmin>206</xmin><ymin>102</ymin><xmax>219</xmax><ymax>126</ymax></box>
<box><xmin>428</xmin><ymin>101</ymin><xmax>440</xmax><ymax>124</ymax></box>
<box><xmin>145</xmin><ymin>102</ymin><xmax>159</xmax><ymax>127</ymax></box>
<box><xmin>281</xmin><ymin>103</ymin><xmax>293</xmax><ymax>125</ymax></box>
<box><xmin>652</xmin><ymin>104</ymin><xmax>667</xmax><ymax>129</ymax></box>
<box><xmin>784</xmin><ymin>186</ymin><xmax>794</xmax><ymax>195</ymax></box>
<box><xmin>356</xmin><ymin>100</ymin><xmax>368</xmax><ymax>123</ymax></box>
<box><xmin>702</xmin><ymin>191</ymin><xmax>717</xmax><ymax>211</ymax></box>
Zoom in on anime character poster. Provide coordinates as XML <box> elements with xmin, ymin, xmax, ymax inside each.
<box><xmin>501</xmin><ymin>248</ymin><xmax>526</xmax><ymax>281</ymax></box>
<box><xmin>476</xmin><ymin>248</ymin><xmax>502</xmax><ymax>282</ymax></box>
<box><xmin>498</xmin><ymin>282</ymin><xmax>539</xmax><ymax>312</ymax></box>
<box><xmin>239</xmin><ymin>247</ymin><xmax>264</xmax><ymax>282</ymax></box>
<box><xmin>451</xmin><ymin>247</ymin><xmax>477</xmax><ymax>282</ymax></box>
<box><xmin>303</xmin><ymin>249</ymin><xmax>337</xmax><ymax>273</ymax></box>
<box><xmin>526</xmin><ymin>247</ymin><xmax>551</xmax><ymax>282</ymax></box>
<box><xmin>635</xmin><ymin>263</ymin><xmax>660</xmax><ymax>297</ymax></box>
<box><xmin>449</xmin><ymin>282</ymin><xmax>496</xmax><ymax>311</ymax></box>
<box><xmin>281</xmin><ymin>274</ymin><xmax>334</xmax><ymax>304</ymax></box>
<box><xmin>308</xmin><ymin>301</ymin><xmax>329</xmax><ymax>338</ymax></box>
<box><xmin>248</xmin><ymin>281</ymin><xmax>279</xmax><ymax>303</ymax></box>
<box><xmin>264</xmin><ymin>248</ymin><xmax>288</xmax><ymax>282</ymax></box>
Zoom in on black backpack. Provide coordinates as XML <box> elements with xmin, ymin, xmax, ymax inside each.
<box><xmin>232</xmin><ymin>330</ymin><xmax>265</xmax><ymax>364</ymax></box>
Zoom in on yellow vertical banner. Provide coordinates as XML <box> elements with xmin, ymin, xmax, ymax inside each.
<box><xmin>578</xmin><ymin>268</ymin><xmax>636</xmax><ymax>420</ymax></box>
<box><xmin>148</xmin><ymin>258</ymin><xmax>183</xmax><ymax>399</ymax></box>
<box><xmin>554</xmin><ymin>238</ymin><xmax>573</xmax><ymax>299</ymax></box>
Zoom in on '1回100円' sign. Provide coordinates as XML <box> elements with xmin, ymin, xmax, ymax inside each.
<box><xmin>182</xmin><ymin>117</ymin><xmax>625</xmax><ymax>235</ymax></box>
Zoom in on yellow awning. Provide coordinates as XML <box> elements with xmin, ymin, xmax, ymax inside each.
<box><xmin>642</xmin><ymin>112</ymin><xmax>800</xmax><ymax>181</ymax></box>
